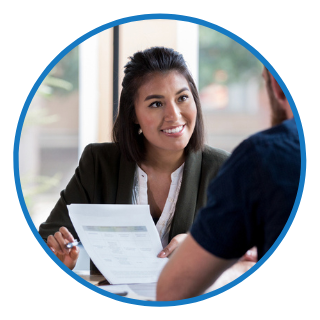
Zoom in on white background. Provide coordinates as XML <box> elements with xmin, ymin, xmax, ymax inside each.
<box><xmin>1</xmin><ymin>1</ymin><xmax>319</xmax><ymax>319</ymax></box>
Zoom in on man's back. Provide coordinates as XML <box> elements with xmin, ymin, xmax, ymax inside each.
<box><xmin>191</xmin><ymin>118</ymin><xmax>301</xmax><ymax>260</ymax></box>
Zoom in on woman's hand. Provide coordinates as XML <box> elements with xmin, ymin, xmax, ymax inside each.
<box><xmin>157</xmin><ymin>233</ymin><xmax>188</xmax><ymax>258</ymax></box>
<box><xmin>47</xmin><ymin>227</ymin><xmax>80</xmax><ymax>270</ymax></box>
<box><xmin>240</xmin><ymin>247</ymin><xmax>258</xmax><ymax>262</ymax></box>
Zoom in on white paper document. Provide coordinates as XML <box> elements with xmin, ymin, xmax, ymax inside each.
<box><xmin>68</xmin><ymin>204</ymin><xmax>168</xmax><ymax>284</ymax></box>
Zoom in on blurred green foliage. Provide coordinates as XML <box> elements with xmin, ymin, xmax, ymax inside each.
<box><xmin>25</xmin><ymin>46</ymin><xmax>79</xmax><ymax>126</ymax></box>
<box><xmin>199</xmin><ymin>26</ymin><xmax>263</xmax><ymax>90</ymax></box>
<box><xmin>21</xmin><ymin>47</ymin><xmax>79</xmax><ymax>215</ymax></box>
<box><xmin>21</xmin><ymin>173</ymin><xmax>62</xmax><ymax>210</ymax></box>
<box><xmin>39</xmin><ymin>46</ymin><xmax>79</xmax><ymax>97</ymax></box>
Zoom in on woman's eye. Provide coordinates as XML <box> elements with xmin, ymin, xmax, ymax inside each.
<box><xmin>178</xmin><ymin>95</ymin><xmax>188</xmax><ymax>102</ymax></box>
<box><xmin>149</xmin><ymin>101</ymin><xmax>162</xmax><ymax>108</ymax></box>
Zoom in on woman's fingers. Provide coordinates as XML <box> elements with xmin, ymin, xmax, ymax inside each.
<box><xmin>47</xmin><ymin>227</ymin><xmax>74</xmax><ymax>255</ymax></box>
<box><xmin>54</xmin><ymin>230</ymin><xmax>70</xmax><ymax>254</ymax></box>
<box><xmin>158</xmin><ymin>234</ymin><xmax>188</xmax><ymax>258</ymax></box>
<box><xmin>240</xmin><ymin>247</ymin><xmax>258</xmax><ymax>262</ymax></box>
<box><xmin>69</xmin><ymin>246</ymin><xmax>80</xmax><ymax>261</ymax></box>
<box><xmin>46</xmin><ymin>227</ymin><xmax>80</xmax><ymax>270</ymax></box>
<box><xmin>59</xmin><ymin>227</ymin><xmax>74</xmax><ymax>243</ymax></box>
<box><xmin>158</xmin><ymin>241</ymin><xmax>176</xmax><ymax>258</ymax></box>
<box><xmin>47</xmin><ymin>234</ymin><xmax>63</xmax><ymax>254</ymax></box>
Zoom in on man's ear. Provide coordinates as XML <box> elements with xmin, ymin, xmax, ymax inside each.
<box><xmin>268</xmin><ymin>71</ymin><xmax>293</xmax><ymax>119</ymax></box>
<box><xmin>269</xmin><ymin>73</ymin><xmax>286</xmax><ymax>103</ymax></box>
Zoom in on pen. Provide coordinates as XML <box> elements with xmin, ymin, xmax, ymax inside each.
<box><xmin>66</xmin><ymin>240</ymin><xmax>81</xmax><ymax>249</ymax></box>
<box><xmin>114</xmin><ymin>292</ymin><xmax>128</xmax><ymax>296</ymax></box>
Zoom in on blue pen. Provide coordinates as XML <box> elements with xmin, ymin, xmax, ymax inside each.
<box><xmin>66</xmin><ymin>240</ymin><xmax>81</xmax><ymax>249</ymax></box>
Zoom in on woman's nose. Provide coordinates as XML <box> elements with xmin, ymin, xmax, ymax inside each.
<box><xmin>164</xmin><ymin>102</ymin><xmax>180</xmax><ymax>121</ymax></box>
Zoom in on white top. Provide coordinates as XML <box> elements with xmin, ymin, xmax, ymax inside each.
<box><xmin>132</xmin><ymin>164</ymin><xmax>185</xmax><ymax>248</ymax></box>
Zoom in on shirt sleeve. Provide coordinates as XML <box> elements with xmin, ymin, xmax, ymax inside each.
<box><xmin>190</xmin><ymin>139</ymin><xmax>261</xmax><ymax>260</ymax></box>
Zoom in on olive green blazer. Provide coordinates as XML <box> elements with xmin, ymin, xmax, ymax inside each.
<box><xmin>39</xmin><ymin>143</ymin><xmax>229</xmax><ymax>242</ymax></box>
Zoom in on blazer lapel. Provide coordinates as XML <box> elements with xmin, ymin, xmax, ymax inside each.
<box><xmin>169</xmin><ymin>150</ymin><xmax>202</xmax><ymax>239</ymax></box>
<box><xmin>115</xmin><ymin>154</ymin><xmax>136</xmax><ymax>204</ymax></box>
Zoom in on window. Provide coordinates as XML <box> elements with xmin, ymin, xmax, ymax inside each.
<box><xmin>198</xmin><ymin>26</ymin><xmax>270</xmax><ymax>152</ymax></box>
<box><xmin>20</xmin><ymin>47</ymin><xmax>79</xmax><ymax>227</ymax></box>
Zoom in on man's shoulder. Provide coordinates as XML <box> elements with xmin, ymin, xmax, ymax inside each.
<box><xmin>231</xmin><ymin>118</ymin><xmax>298</xmax><ymax>157</ymax></box>
<box><xmin>228</xmin><ymin>118</ymin><xmax>300</xmax><ymax>174</ymax></box>
<box><xmin>249</xmin><ymin>118</ymin><xmax>298</xmax><ymax>145</ymax></box>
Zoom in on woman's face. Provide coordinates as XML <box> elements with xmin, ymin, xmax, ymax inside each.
<box><xmin>134</xmin><ymin>71</ymin><xmax>197</xmax><ymax>157</ymax></box>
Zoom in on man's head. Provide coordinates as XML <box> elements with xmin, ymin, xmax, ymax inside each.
<box><xmin>263</xmin><ymin>67</ymin><xmax>293</xmax><ymax>126</ymax></box>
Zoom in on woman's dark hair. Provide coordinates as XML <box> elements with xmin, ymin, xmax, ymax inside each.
<box><xmin>112</xmin><ymin>46</ymin><xmax>204</xmax><ymax>163</ymax></box>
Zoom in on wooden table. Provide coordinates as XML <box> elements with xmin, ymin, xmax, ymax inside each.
<box><xmin>74</xmin><ymin>270</ymin><xmax>106</xmax><ymax>286</ymax></box>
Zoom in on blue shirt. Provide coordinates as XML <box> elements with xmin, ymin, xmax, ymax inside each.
<box><xmin>190</xmin><ymin>118</ymin><xmax>301</xmax><ymax>260</ymax></box>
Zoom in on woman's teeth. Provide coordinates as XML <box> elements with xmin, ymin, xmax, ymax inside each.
<box><xmin>162</xmin><ymin>125</ymin><xmax>184</xmax><ymax>134</ymax></box>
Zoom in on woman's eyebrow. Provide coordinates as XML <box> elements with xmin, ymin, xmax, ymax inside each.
<box><xmin>144</xmin><ymin>87</ymin><xmax>190</xmax><ymax>101</ymax></box>
<box><xmin>144</xmin><ymin>94</ymin><xmax>164</xmax><ymax>101</ymax></box>
<box><xmin>176</xmin><ymin>87</ymin><xmax>190</xmax><ymax>95</ymax></box>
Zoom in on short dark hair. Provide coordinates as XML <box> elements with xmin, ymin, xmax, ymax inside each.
<box><xmin>112</xmin><ymin>47</ymin><xmax>204</xmax><ymax>163</ymax></box>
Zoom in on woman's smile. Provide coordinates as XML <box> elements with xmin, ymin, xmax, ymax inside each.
<box><xmin>161</xmin><ymin>124</ymin><xmax>186</xmax><ymax>136</ymax></box>
<box><xmin>134</xmin><ymin>71</ymin><xmax>197</xmax><ymax>155</ymax></box>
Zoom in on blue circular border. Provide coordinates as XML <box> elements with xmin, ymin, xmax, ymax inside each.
<box><xmin>13</xmin><ymin>13</ymin><xmax>306</xmax><ymax>307</ymax></box>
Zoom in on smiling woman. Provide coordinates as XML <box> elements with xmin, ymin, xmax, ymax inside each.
<box><xmin>134</xmin><ymin>71</ymin><xmax>198</xmax><ymax>223</ymax></box>
<box><xmin>38</xmin><ymin>47</ymin><xmax>230</xmax><ymax>273</ymax></box>
<box><xmin>135</xmin><ymin>72</ymin><xmax>197</xmax><ymax>158</ymax></box>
